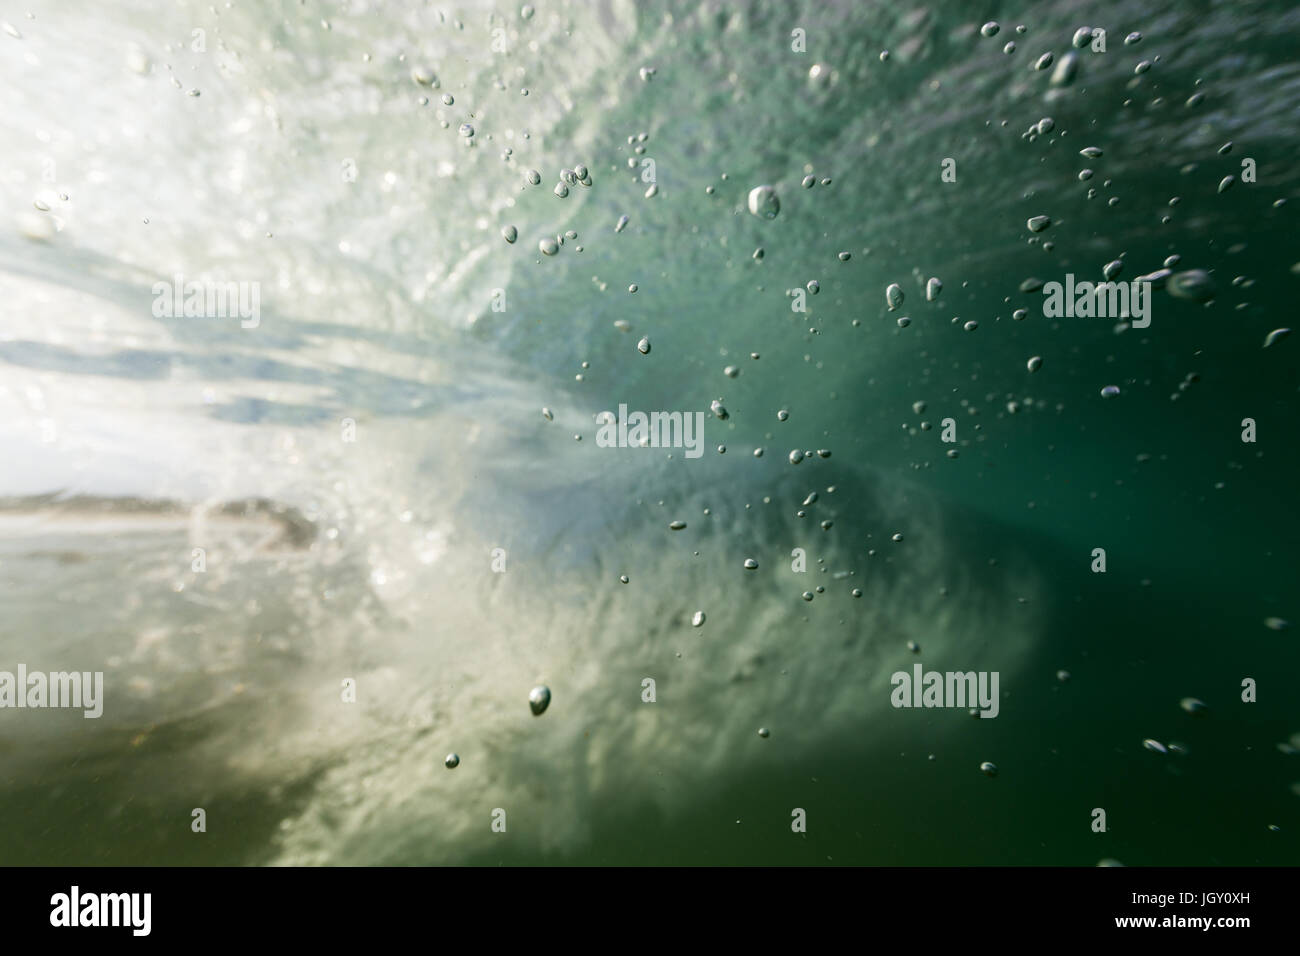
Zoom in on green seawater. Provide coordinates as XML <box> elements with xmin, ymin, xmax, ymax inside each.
<box><xmin>0</xmin><ymin>0</ymin><xmax>1296</xmax><ymax>865</ymax></box>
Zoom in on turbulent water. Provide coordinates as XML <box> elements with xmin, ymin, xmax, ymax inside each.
<box><xmin>1</xmin><ymin>0</ymin><xmax>1298</xmax><ymax>865</ymax></box>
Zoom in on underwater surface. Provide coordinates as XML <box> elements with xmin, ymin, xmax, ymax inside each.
<box><xmin>0</xmin><ymin>0</ymin><xmax>1297</xmax><ymax>865</ymax></box>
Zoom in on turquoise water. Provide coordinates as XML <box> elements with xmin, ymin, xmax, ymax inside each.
<box><xmin>0</xmin><ymin>0</ymin><xmax>1297</xmax><ymax>865</ymax></box>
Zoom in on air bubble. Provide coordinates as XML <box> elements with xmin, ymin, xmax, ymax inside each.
<box><xmin>747</xmin><ymin>185</ymin><xmax>780</xmax><ymax>219</ymax></box>
<box><xmin>528</xmin><ymin>685</ymin><xmax>551</xmax><ymax>716</ymax></box>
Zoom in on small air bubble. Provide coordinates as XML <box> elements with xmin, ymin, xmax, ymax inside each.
<box><xmin>528</xmin><ymin>685</ymin><xmax>551</xmax><ymax>716</ymax></box>
<box><xmin>747</xmin><ymin>185</ymin><xmax>780</xmax><ymax>219</ymax></box>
